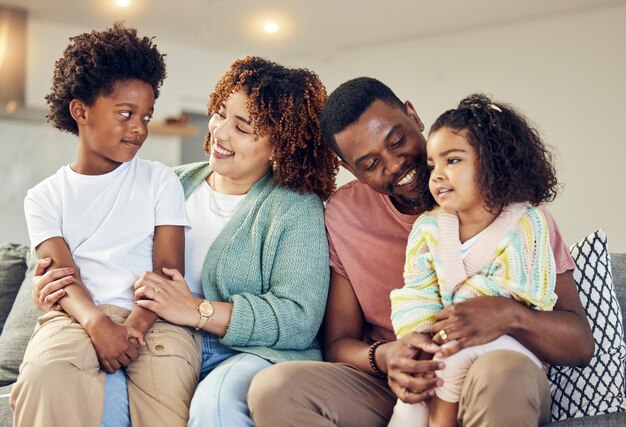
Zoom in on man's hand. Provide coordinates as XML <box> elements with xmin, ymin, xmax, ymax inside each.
<box><xmin>85</xmin><ymin>314</ymin><xmax>145</xmax><ymax>373</ymax></box>
<box><xmin>378</xmin><ymin>332</ymin><xmax>444</xmax><ymax>404</ymax></box>
<box><xmin>432</xmin><ymin>296</ymin><xmax>515</xmax><ymax>357</ymax></box>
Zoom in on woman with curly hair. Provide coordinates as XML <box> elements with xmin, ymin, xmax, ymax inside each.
<box><xmin>388</xmin><ymin>94</ymin><xmax>561</xmax><ymax>426</ymax></box>
<box><xmin>13</xmin><ymin>23</ymin><xmax>200</xmax><ymax>427</ymax></box>
<box><xmin>34</xmin><ymin>55</ymin><xmax>338</xmax><ymax>426</ymax></box>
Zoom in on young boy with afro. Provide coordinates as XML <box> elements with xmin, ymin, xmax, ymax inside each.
<box><xmin>10</xmin><ymin>23</ymin><xmax>200</xmax><ymax>427</ymax></box>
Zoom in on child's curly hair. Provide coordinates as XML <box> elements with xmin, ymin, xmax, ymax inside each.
<box><xmin>46</xmin><ymin>22</ymin><xmax>166</xmax><ymax>135</ymax></box>
<box><xmin>208</xmin><ymin>56</ymin><xmax>338</xmax><ymax>200</ymax></box>
<box><xmin>428</xmin><ymin>93</ymin><xmax>559</xmax><ymax>212</ymax></box>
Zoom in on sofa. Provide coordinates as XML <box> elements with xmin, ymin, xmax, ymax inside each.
<box><xmin>1</xmin><ymin>230</ymin><xmax>625</xmax><ymax>426</ymax></box>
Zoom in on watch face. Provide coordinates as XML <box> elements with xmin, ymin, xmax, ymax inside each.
<box><xmin>199</xmin><ymin>301</ymin><xmax>214</xmax><ymax>317</ymax></box>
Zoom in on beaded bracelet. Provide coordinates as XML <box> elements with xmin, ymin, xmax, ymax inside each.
<box><xmin>367</xmin><ymin>340</ymin><xmax>387</xmax><ymax>379</ymax></box>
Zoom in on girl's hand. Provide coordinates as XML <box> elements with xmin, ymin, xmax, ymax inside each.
<box><xmin>380</xmin><ymin>332</ymin><xmax>444</xmax><ymax>404</ymax></box>
<box><xmin>134</xmin><ymin>268</ymin><xmax>200</xmax><ymax>328</ymax></box>
<box><xmin>432</xmin><ymin>296</ymin><xmax>515</xmax><ymax>357</ymax></box>
<box><xmin>31</xmin><ymin>257</ymin><xmax>75</xmax><ymax>311</ymax></box>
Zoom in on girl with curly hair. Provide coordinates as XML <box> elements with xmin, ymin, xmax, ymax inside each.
<box><xmin>389</xmin><ymin>94</ymin><xmax>560</xmax><ymax>427</ymax></box>
<box><xmin>13</xmin><ymin>23</ymin><xmax>201</xmax><ymax>427</ymax></box>
<box><xmin>34</xmin><ymin>56</ymin><xmax>338</xmax><ymax>426</ymax></box>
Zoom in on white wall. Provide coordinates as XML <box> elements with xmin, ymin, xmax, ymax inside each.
<box><xmin>1</xmin><ymin>18</ymin><xmax>234</xmax><ymax>246</ymax></box>
<box><xmin>2</xmin><ymin>4</ymin><xmax>625</xmax><ymax>252</ymax></box>
<box><xmin>285</xmin><ymin>4</ymin><xmax>626</xmax><ymax>252</ymax></box>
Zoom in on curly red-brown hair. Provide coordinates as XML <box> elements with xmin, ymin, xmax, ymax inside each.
<box><xmin>207</xmin><ymin>56</ymin><xmax>338</xmax><ymax>200</ymax></box>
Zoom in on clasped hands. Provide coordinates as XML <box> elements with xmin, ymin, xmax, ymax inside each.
<box><xmin>31</xmin><ymin>258</ymin><xmax>193</xmax><ymax>373</ymax></box>
<box><xmin>381</xmin><ymin>298</ymin><xmax>512</xmax><ymax>403</ymax></box>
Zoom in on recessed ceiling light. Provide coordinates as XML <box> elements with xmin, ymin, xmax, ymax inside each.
<box><xmin>115</xmin><ymin>0</ymin><xmax>131</xmax><ymax>7</ymax></box>
<box><xmin>263</xmin><ymin>21</ymin><xmax>279</xmax><ymax>34</ymax></box>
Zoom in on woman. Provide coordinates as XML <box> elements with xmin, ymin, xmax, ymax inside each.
<box><xmin>31</xmin><ymin>56</ymin><xmax>338</xmax><ymax>426</ymax></box>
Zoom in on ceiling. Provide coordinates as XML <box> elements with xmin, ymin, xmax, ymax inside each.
<box><xmin>2</xmin><ymin>0</ymin><xmax>623</xmax><ymax>59</ymax></box>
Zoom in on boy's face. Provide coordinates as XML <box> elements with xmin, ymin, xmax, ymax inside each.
<box><xmin>334</xmin><ymin>100</ymin><xmax>428</xmax><ymax>214</ymax></box>
<box><xmin>72</xmin><ymin>79</ymin><xmax>155</xmax><ymax>175</ymax></box>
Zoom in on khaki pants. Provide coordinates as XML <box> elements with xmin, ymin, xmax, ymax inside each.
<box><xmin>10</xmin><ymin>304</ymin><xmax>201</xmax><ymax>427</ymax></box>
<box><xmin>248</xmin><ymin>350</ymin><xmax>551</xmax><ymax>427</ymax></box>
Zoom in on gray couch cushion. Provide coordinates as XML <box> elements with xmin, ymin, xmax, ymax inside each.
<box><xmin>0</xmin><ymin>243</ymin><xmax>29</xmax><ymax>332</ymax></box>
<box><xmin>0</xmin><ymin>383</ymin><xmax>13</xmax><ymax>425</ymax></box>
<box><xmin>548</xmin><ymin>230</ymin><xmax>626</xmax><ymax>420</ymax></box>
<box><xmin>0</xmin><ymin>256</ymin><xmax>40</xmax><ymax>386</ymax></box>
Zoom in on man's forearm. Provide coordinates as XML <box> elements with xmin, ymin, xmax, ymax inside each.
<box><xmin>509</xmin><ymin>304</ymin><xmax>593</xmax><ymax>366</ymax></box>
<box><xmin>326</xmin><ymin>336</ymin><xmax>373</xmax><ymax>373</ymax></box>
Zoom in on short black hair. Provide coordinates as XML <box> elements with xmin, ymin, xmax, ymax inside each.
<box><xmin>321</xmin><ymin>77</ymin><xmax>405</xmax><ymax>159</ymax></box>
<box><xmin>46</xmin><ymin>22</ymin><xmax>166</xmax><ymax>135</ymax></box>
<box><xmin>430</xmin><ymin>93</ymin><xmax>559</xmax><ymax>211</ymax></box>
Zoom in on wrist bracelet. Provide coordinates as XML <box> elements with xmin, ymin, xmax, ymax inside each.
<box><xmin>368</xmin><ymin>340</ymin><xmax>387</xmax><ymax>379</ymax></box>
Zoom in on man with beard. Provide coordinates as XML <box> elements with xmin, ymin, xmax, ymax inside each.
<box><xmin>248</xmin><ymin>77</ymin><xmax>594</xmax><ymax>427</ymax></box>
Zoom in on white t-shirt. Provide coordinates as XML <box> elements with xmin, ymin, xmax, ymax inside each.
<box><xmin>24</xmin><ymin>157</ymin><xmax>189</xmax><ymax>310</ymax></box>
<box><xmin>184</xmin><ymin>181</ymin><xmax>246</xmax><ymax>297</ymax></box>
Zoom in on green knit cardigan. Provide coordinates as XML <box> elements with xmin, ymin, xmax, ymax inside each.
<box><xmin>175</xmin><ymin>162</ymin><xmax>329</xmax><ymax>363</ymax></box>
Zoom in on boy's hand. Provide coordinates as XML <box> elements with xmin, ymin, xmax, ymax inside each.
<box><xmin>86</xmin><ymin>315</ymin><xmax>145</xmax><ymax>373</ymax></box>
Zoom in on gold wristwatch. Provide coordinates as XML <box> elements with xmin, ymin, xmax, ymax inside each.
<box><xmin>195</xmin><ymin>300</ymin><xmax>214</xmax><ymax>330</ymax></box>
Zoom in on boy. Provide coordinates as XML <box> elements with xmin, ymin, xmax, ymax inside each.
<box><xmin>11</xmin><ymin>24</ymin><xmax>200</xmax><ymax>427</ymax></box>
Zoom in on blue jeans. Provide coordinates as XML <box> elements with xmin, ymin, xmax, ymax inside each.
<box><xmin>101</xmin><ymin>368</ymin><xmax>130</xmax><ymax>427</ymax></box>
<box><xmin>101</xmin><ymin>332</ymin><xmax>272</xmax><ymax>427</ymax></box>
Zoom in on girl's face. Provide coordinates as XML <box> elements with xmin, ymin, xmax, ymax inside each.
<box><xmin>426</xmin><ymin>127</ymin><xmax>486</xmax><ymax>219</ymax></box>
<box><xmin>206</xmin><ymin>90</ymin><xmax>273</xmax><ymax>186</ymax></box>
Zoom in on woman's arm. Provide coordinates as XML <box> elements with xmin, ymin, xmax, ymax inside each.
<box><xmin>134</xmin><ymin>268</ymin><xmax>233</xmax><ymax>336</ymax></box>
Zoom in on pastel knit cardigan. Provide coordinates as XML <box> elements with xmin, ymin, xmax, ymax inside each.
<box><xmin>390</xmin><ymin>203</ymin><xmax>557</xmax><ymax>338</ymax></box>
<box><xmin>175</xmin><ymin>162</ymin><xmax>330</xmax><ymax>363</ymax></box>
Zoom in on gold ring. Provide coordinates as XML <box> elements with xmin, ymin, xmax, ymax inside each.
<box><xmin>438</xmin><ymin>329</ymin><xmax>448</xmax><ymax>342</ymax></box>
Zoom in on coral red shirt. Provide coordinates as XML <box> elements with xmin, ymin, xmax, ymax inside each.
<box><xmin>325</xmin><ymin>180</ymin><xmax>575</xmax><ymax>343</ymax></box>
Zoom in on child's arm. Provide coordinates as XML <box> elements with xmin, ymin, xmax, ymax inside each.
<box><xmin>390</xmin><ymin>215</ymin><xmax>443</xmax><ymax>338</ymax></box>
<box><xmin>124</xmin><ymin>225</ymin><xmax>185</xmax><ymax>335</ymax></box>
<box><xmin>35</xmin><ymin>237</ymin><xmax>144</xmax><ymax>372</ymax></box>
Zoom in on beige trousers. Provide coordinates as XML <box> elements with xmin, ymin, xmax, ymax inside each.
<box><xmin>10</xmin><ymin>304</ymin><xmax>201</xmax><ymax>427</ymax></box>
<box><xmin>248</xmin><ymin>350</ymin><xmax>551</xmax><ymax>427</ymax></box>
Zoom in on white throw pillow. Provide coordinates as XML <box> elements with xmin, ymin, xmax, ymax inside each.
<box><xmin>548</xmin><ymin>229</ymin><xmax>626</xmax><ymax>420</ymax></box>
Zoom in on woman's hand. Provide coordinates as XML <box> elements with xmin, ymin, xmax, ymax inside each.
<box><xmin>134</xmin><ymin>268</ymin><xmax>200</xmax><ymax>327</ymax></box>
<box><xmin>379</xmin><ymin>332</ymin><xmax>444</xmax><ymax>404</ymax></box>
<box><xmin>31</xmin><ymin>257</ymin><xmax>75</xmax><ymax>311</ymax></box>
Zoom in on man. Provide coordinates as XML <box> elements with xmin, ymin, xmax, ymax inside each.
<box><xmin>248</xmin><ymin>77</ymin><xmax>594</xmax><ymax>426</ymax></box>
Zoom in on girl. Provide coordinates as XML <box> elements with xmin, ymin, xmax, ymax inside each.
<box><xmin>389</xmin><ymin>93</ymin><xmax>560</xmax><ymax>426</ymax></box>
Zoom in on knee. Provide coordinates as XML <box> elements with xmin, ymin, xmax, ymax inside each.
<box><xmin>464</xmin><ymin>350</ymin><xmax>537</xmax><ymax>395</ymax></box>
<box><xmin>17</xmin><ymin>360</ymin><xmax>82</xmax><ymax>393</ymax></box>
<box><xmin>459</xmin><ymin>351</ymin><xmax>547</xmax><ymax>426</ymax></box>
<box><xmin>248</xmin><ymin>362</ymin><xmax>301</xmax><ymax>413</ymax></box>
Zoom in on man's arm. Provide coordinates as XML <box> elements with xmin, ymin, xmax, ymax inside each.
<box><xmin>433</xmin><ymin>270</ymin><xmax>594</xmax><ymax>366</ymax></box>
<box><xmin>124</xmin><ymin>225</ymin><xmax>185</xmax><ymax>334</ymax></box>
<box><xmin>324</xmin><ymin>270</ymin><xmax>442</xmax><ymax>403</ymax></box>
